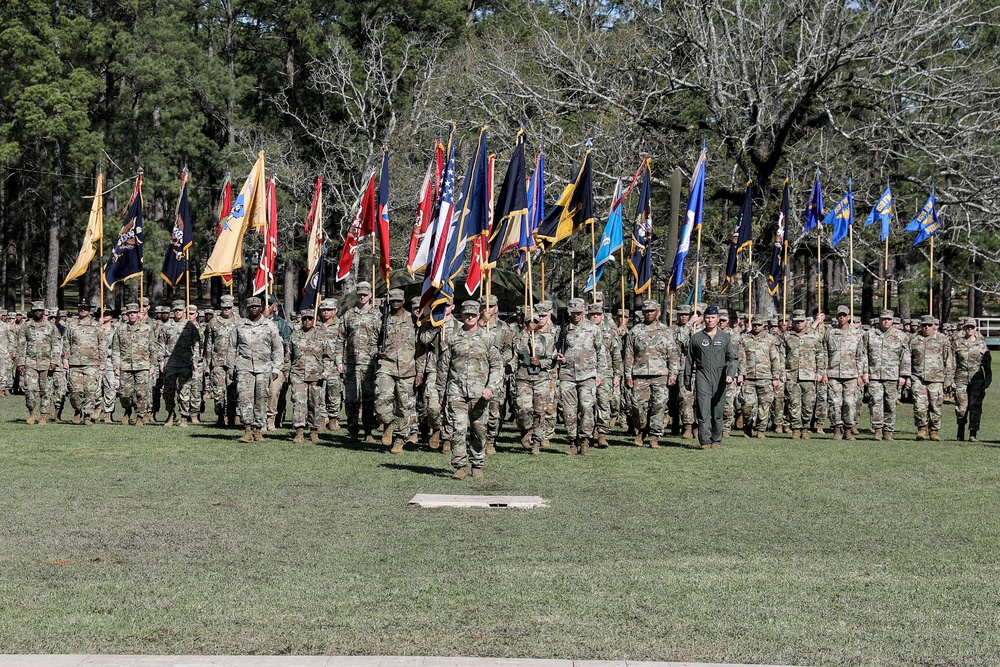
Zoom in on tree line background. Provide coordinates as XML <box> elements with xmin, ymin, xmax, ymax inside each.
<box><xmin>2</xmin><ymin>0</ymin><xmax>998</xmax><ymax>321</ymax></box>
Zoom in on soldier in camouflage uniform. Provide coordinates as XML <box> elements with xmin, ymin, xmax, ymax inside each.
<box><xmin>532</xmin><ymin>301</ymin><xmax>558</xmax><ymax>447</ymax></box>
<box><xmin>555</xmin><ymin>298</ymin><xmax>608</xmax><ymax>454</ymax></box>
<box><xmin>588</xmin><ymin>303</ymin><xmax>621</xmax><ymax>447</ymax></box>
<box><xmin>772</xmin><ymin>318</ymin><xmax>790</xmax><ymax>432</ymax></box>
<box><xmin>953</xmin><ymin>317</ymin><xmax>991</xmax><ymax>442</ymax></box>
<box><xmin>228</xmin><ymin>295</ymin><xmax>284</xmax><ymax>442</ymax></box>
<box><xmin>0</xmin><ymin>311</ymin><xmax>14</xmax><ymax>395</ymax></box>
<box><xmin>375</xmin><ymin>289</ymin><xmax>418</xmax><ymax>453</ymax></box>
<box><xmin>288</xmin><ymin>309</ymin><xmax>335</xmax><ymax>443</ymax></box>
<box><xmin>479</xmin><ymin>294</ymin><xmax>514</xmax><ymax>454</ymax></box>
<box><xmin>719</xmin><ymin>310</ymin><xmax>742</xmax><ymax>436</ymax></box>
<box><xmin>187</xmin><ymin>304</ymin><xmax>206</xmax><ymax>423</ymax></box>
<box><xmin>512</xmin><ymin>309</ymin><xmax>558</xmax><ymax>455</ymax></box>
<box><xmin>811</xmin><ymin>311</ymin><xmax>830</xmax><ymax>432</ymax></box>
<box><xmin>739</xmin><ymin>315</ymin><xmax>782</xmax><ymax>438</ymax></box>
<box><xmin>61</xmin><ymin>301</ymin><xmax>107</xmax><ymax>425</ymax></box>
<box><xmin>159</xmin><ymin>300</ymin><xmax>202</xmax><ymax>427</ymax></box>
<box><xmin>783</xmin><ymin>310</ymin><xmax>825</xmax><ymax>439</ymax></box>
<box><xmin>624</xmin><ymin>300</ymin><xmax>679</xmax><ymax>449</ymax></box>
<box><xmin>909</xmin><ymin>315</ymin><xmax>954</xmax><ymax>441</ymax></box>
<box><xmin>47</xmin><ymin>309</ymin><xmax>68</xmax><ymax>421</ymax></box>
<box><xmin>15</xmin><ymin>301</ymin><xmax>62</xmax><ymax>424</ymax></box>
<box><xmin>338</xmin><ymin>281</ymin><xmax>379</xmax><ymax>442</ymax></box>
<box><xmin>823</xmin><ymin>305</ymin><xmax>866</xmax><ymax>440</ymax></box>
<box><xmin>147</xmin><ymin>306</ymin><xmax>168</xmax><ymax>421</ymax></box>
<box><xmin>438</xmin><ymin>300</ymin><xmax>502</xmax><ymax>478</ymax></box>
<box><xmin>861</xmin><ymin>309</ymin><xmax>910</xmax><ymax>440</ymax></box>
<box><xmin>112</xmin><ymin>302</ymin><xmax>160</xmax><ymax>425</ymax></box>
<box><xmin>671</xmin><ymin>305</ymin><xmax>697</xmax><ymax>438</ymax></box>
<box><xmin>316</xmin><ymin>298</ymin><xmax>343</xmax><ymax>430</ymax></box>
<box><xmin>206</xmin><ymin>295</ymin><xmax>239</xmax><ymax>426</ymax></box>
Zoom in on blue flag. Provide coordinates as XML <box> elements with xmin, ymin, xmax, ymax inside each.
<box><xmin>909</xmin><ymin>191</ymin><xmax>940</xmax><ymax>247</ymax></box>
<box><xmin>865</xmin><ymin>186</ymin><xmax>893</xmax><ymax>242</ymax></box>
<box><xmin>104</xmin><ymin>175</ymin><xmax>144</xmax><ymax>289</ymax></box>
<box><xmin>722</xmin><ymin>181</ymin><xmax>753</xmax><ymax>294</ymax></box>
<box><xmin>804</xmin><ymin>173</ymin><xmax>823</xmax><ymax>232</ymax></box>
<box><xmin>767</xmin><ymin>180</ymin><xmax>789</xmax><ymax>296</ymax></box>
<box><xmin>585</xmin><ymin>180</ymin><xmax>624</xmax><ymax>292</ymax></box>
<box><xmin>822</xmin><ymin>186</ymin><xmax>853</xmax><ymax>247</ymax></box>
<box><xmin>161</xmin><ymin>170</ymin><xmax>192</xmax><ymax>287</ymax></box>
<box><xmin>518</xmin><ymin>151</ymin><xmax>545</xmax><ymax>273</ymax></box>
<box><xmin>628</xmin><ymin>161</ymin><xmax>653</xmax><ymax>294</ymax></box>
<box><xmin>669</xmin><ymin>149</ymin><xmax>706</xmax><ymax>293</ymax></box>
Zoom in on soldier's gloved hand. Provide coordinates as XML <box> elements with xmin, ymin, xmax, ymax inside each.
<box><xmin>414</xmin><ymin>375</ymin><xmax>423</xmax><ymax>388</ymax></box>
<box><xmin>595</xmin><ymin>377</ymin><xmax>602</xmax><ymax>387</ymax></box>
<box><xmin>63</xmin><ymin>363</ymin><xmax>69</xmax><ymax>370</ymax></box>
<box><xmin>337</xmin><ymin>364</ymin><xmax>344</xmax><ymax>373</ymax></box>
<box><xmin>897</xmin><ymin>377</ymin><xmax>906</xmax><ymax>389</ymax></box>
<box><xmin>48</xmin><ymin>363</ymin><xmax>56</xmax><ymax>372</ymax></box>
<box><xmin>626</xmin><ymin>378</ymin><xmax>633</xmax><ymax>389</ymax></box>
<box><xmin>114</xmin><ymin>369</ymin><xmax>120</xmax><ymax>377</ymax></box>
<box><xmin>530</xmin><ymin>357</ymin><xmax>540</xmax><ymax>366</ymax></box>
<box><xmin>726</xmin><ymin>376</ymin><xmax>735</xmax><ymax>385</ymax></box>
<box><xmin>481</xmin><ymin>387</ymin><xmax>494</xmax><ymax>401</ymax></box>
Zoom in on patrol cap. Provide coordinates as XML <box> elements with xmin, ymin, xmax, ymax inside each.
<box><xmin>78</xmin><ymin>300</ymin><xmax>92</xmax><ymax>310</ymax></box>
<box><xmin>961</xmin><ymin>317</ymin><xmax>976</xmax><ymax>328</ymax></box>
<box><xmin>695</xmin><ymin>302</ymin><xmax>707</xmax><ymax>314</ymax></box>
<box><xmin>836</xmin><ymin>305</ymin><xmax>851</xmax><ymax>316</ymax></box>
<box><xmin>535</xmin><ymin>302</ymin><xmax>552</xmax><ymax>316</ymax></box>
<box><xmin>155</xmin><ymin>305</ymin><xmax>169</xmax><ymax>314</ymax></box>
<box><xmin>718</xmin><ymin>309</ymin><xmax>730</xmax><ymax>321</ymax></box>
<box><xmin>461</xmin><ymin>300</ymin><xmax>481</xmax><ymax>316</ymax></box>
<box><xmin>171</xmin><ymin>300</ymin><xmax>185</xmax><ymax>311</ymax></box>
<box><xmin>387</xmin><ymin>288</ymin><xmax>405</xmax><ymax>302</ymax></box>
<box><xmin>568</xmin><ymin>298</ymin><xmax>586</xmax><ymax>313</ymax></box>
<box><xmin>593</xmin><ymin>291</ymin><xmax>605</xmax><ymax>302</ymax></box>
<box><xmin>484</xmin><ymin>294</ymin><xmax>498</xmax><ymax>307</ymax></box>
<box><xmin>30</xmin><ymin>300</ymin><xmax>44</xmax><ymax>311</ymax></box>
<box><xmin>942</xmin><ymin>322</ymin><xmax>955</xmax><ymax>331</ymax></box>
<box><xmin>246</xmin><ymin>296</ymin><xmax>263</xmax><ymax>308</ymax></box>
<box><xmin>641</xmin><ymin>299</ymin><xmax>659</xmax><ymax>312</ymax></box>
<box><xmin>124</xmin><ymin>302</ymin><xmax>140</xmax><ymax>314</ymax></box>
<box><xmin>919</xmin><ymin>315</ymin><xmax>937</xmax><ymax>325</ymax></box>
<box><xmin>45</xmin><ymin>308</ymin><xmax>56</xmax><ymax>317</ymax></box>
<box><xmin>792</xmin><ymin>309</ymin><xmax>807</xmax><ymax>322</ymax></box>
<box><xmin>893</xmin><ymin>317</ymin><xmax>901</xmax><ymax>325</ymax></box>
<box><xmin>879</xmin><ymin>309</ymin><xmax>894</xmax><ymax>319</ymax></box>
<box><xmin>140</xmin><ymin>297</ymin><xmax>150</xmax><ymax>307</ymax></box>
<box><xmin>676</xmin><ymin>305</ymin><xmax>692</xmax><ymax>315</ymax></box>
<box><xmin>220</xmin><ymin>295</ymin><xmax>235</xmax><ymax>308</ymax></box>
<box><xmin>751</xmin><ymin>314</ymin><xmax>765</xmax><ymax>325</ymax></box>
<box><xmin>356</xmin><ymin>281</ymin><xmax>372</xmax><ymax>295</ymax></box>
<box><xmin>768</xmin><ymin>318</ymin><xmax>777</xmax><ymax>326</ymax></box>
<box><xmin>410</xmin><ymin>297</ymin><xmax>422</xmax><ymax>311</ymax></box>
<box><xmin>586</xmin><ymin>302</ymin><xmax>603</xmax><ymax>315</ymax></box>
<box><xmin>299</xmin><ymin>310</ymin><xmax>315</xmax><ymax>319</ymax></box>
<box><xmin>188</xmin><ymin>305</ymin><xmax>198</xmax><ymax>314</ymax></box>
<box><xmin>58</xmin><ymin>309</ymin><xmax>68</xmax><ymax>318</ymax></box>
<box><xmin>203</xmin><ymin>309</ymin><xmax>214</xmax><ymax>316</ymax></box>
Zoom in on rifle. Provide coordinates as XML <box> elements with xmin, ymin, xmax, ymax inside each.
<box><xmin>556</xmin><ymin>306</ymin><xmax>569</xmax><ymax>357</ymax></box>
<box><xmin>377</xmin><ymin>295</ymin><xmax>390</xmax><ymax>356</ymax></box>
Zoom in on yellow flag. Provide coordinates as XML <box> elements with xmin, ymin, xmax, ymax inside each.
<box><xmin>201</xmin><ymin>150</ymin><xmax>267</xmax><ymax>280</ymax></box>
<box><xmin>61</xmin><ymin>171</ymin><xmax>104</xmax><ymax>287</ymax></box>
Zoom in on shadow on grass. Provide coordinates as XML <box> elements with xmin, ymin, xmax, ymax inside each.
<box><xmin>379</xmin><ymin>461</ymin><xmax>452</xmax><ymax>477</ymax></box>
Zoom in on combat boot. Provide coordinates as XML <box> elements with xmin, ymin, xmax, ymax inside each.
<box><xmin>103</xmin><ymin>412</ymin><xmax>113</xmax><ymax>424</ymax></box>
<box><xmin>390</xmin><ymin>439</ymin><xmax>405</xmax><ymax>454</ymax></box>
<box><xmin>791</xmin><ymin>429</ymin><xmax>801</xmax><ymax>440</ymax></box>
<box><xmin>833</xmin><ymin>426</ymin><xmax>843</xmax><ymax>440</ymax></box>
<box><xmin>238</xmin><ymin>426</ymin><xmax>254</xmax><ymax>443</ymax></box>
<box><xmin>84</xmin><ymin>417</ymin><xmax>93</xmax><ymax>426</ymax></box>
<box><xmin>407</xmin><ymin>432</ymin><xmax>418</xmax><ymax>446</ymax></box>
<box><xmin>520</xmin><ymin>430</ymin><xmax>533</xmax><ymax>449</ymax></box>
<box><xmin>429</xmin><ymin>430</ymin><xmax>442</xmax><ymax>450</ymax></box>
<box><xmin>365</xmin><ymin>432</ymin><xmax>375</xmax><ymax>444</ymax></box>
<box><xmin>916</xmin><ymin>426</ymin><xmax>928</xmax><ymax>440</ymax></box>
<box><xmin>328</xmin><ymin>419</ymin><xmax>340</xmax><ymax>431</ymax></box>
<box><xmin>845</xmin><ymin>428</ymin><xmax>856</xmax><ymax>441</ymax></box>
<box><xmin>609</xmin><ymin>416</ymin><xmax>616</xmax><ymax>429</ymax></box>
<box><xmin>164</xmin><ymin>412</ymin><xmax>175</xmax><ymax>427</ymax></box>
<box><xmin>254</xmin><ymin>428</ymin><xmax>265</xmax><ymax>442</ymax></box>
<box><xmin>72</xmin><ymin>413</ymin><xmax>81</xmax><ymax>425</ymax></box>
<box><xmin>756</xmin><ymin>431</ymin><xmax>766</xmax><ymax>439</ymax></box>
<box><xmin>597</xmin><ymin>433</ymin><xmax>609</xmax><ymax>448</ymax></box>
<box><xmin>681</xmin><ymin>425</ymin><xmax>693</xmax><ymax>439</ymax></box>
<box><xmin>26</xmin><ymin>409</ymin><xmax>36</xmax><ymax>425</ymax></box>
<box><xmin>310</xmin><ymin>430</ymin><xmax>319</xmax><ymax>443</ymax></box>
<box><xmin>633</xmin><ymin>433</ymin><xmax>644</xmax><ymax>447</ymax></box>
<box><xmin>293</xmin><ymin>427</ymin><xmax>305</xmax><ymax>443</ymax></box>
<box><xmin>649</xmin><ymin>435</ymin><xmax>659</xmax><ymax>449</ymax></box>
<box><xmin>451</xmin><ymin>467</ymin><xmax>467</xmax><ymax>480</ymax></box>
<box><xmin>873</xmin><ymin>428</ymin><xmax>883</xmax><ymax>441</ymax></box>
<box><xmin>471</xmin><ymin>468</ymin><xmax>483</xmax><ymax>478</ymax></box>
<box><xmin>801</xmin><ymin>429</ymin><xmax>810</xmax><ymax>440</ymax></box>
<box><xmin>178</xmin><ymin>416</ymin><xmax>188</xmax><ymax>428</ymax></box>
<box><xmin>485</xmin><ymin>437</ymin><xmax>497</xmax><ymax>456</ymax></box>
<box><xmin>567</xmin><ymin>443</ymin><xmax>578</xmax><ymax>455</ymax></box>
<box><xmin>735</xmin><ymin>415</ymin><xmax>744</xmax><ymax>429</ymax></box>
<box><xmin>381</xmin><ymin>423</ymin><xmax>394</xmax><ymax>446</ymax></box>
<box><xmin>929</xmin><ymin>430</ymin><xmax>941</xmax><ymax>442</ymax></box>
<box><xmin>442</xmin><ymin>438</ymin><xmax>452</xmax><ymax>454</ymax></box>
<box><xmin>190</xmin><ymin>413</ymin><xmax>200</xmax><ymax>425</ymax></box>
<box><xmin>884</xmin><ymin>430</ymin><xmax>894</xmax><ymax>441</ymax></box>
<box><xmin>39</xmin><ymin>413</ymin><xmax>49</xmax><ymax>425</ymax></box>
<box><xmin>969</xmin><ymin>431</ymin><xmax>978</xmax><ymax>443</ymax></box>
<box><xmin>531</xmin><ymin>442</ymin><xmax>540</xmax><ymax>456</ymax></box>
<box><xmin>266</xmin><ymin>417</ymin><xmax>276</xmax><ymax>432</ymax></box>
<box><xmin>580</xmin><ymin>439</ymin><xmax>590</xmax><ymax>456</ymax></box>
<box><xmin>540</xmin><ymin>439</ymin><xmax>550</xmax><ymax>451</ymax></box>
<box><xmin>814</xmin><ymin>425</ymin><xmax>825</xmax><ymax>435</ymax></box>
<box><xmin>851</xmin><ymin>425</ymin><xmax>859</xmax><ymax>435</ymax></box>
<box><xmin>957</xmin><ymin>418</ymin><xmax>967</xmax><ymax>441</ymax></box>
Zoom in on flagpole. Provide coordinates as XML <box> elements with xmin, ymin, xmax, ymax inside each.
<box><xmin>816</xmin><ymin>216</ymin><xmax>823</xmax><ymax>312</ymax></box>
<box><xmin>883</xmin><ymin>234</ymin><xmax>890</xmax><ymax>310</ymax></box>
<box><xmin>747</xmin><ymin>241</ymin><xmax>753</xmax><ymax>321</ymax></box>
<box><xmin>540</xmin><ymin>260</ymin><xmax>545</xmax><ymax>301</ymax></box>
<box><xmin>590</xmin><ymin>216</ymin><xmax>597</xmax><ymax>303</ymax></box>
<box><xmin>619</xmin><ymin>240</ymin><xmax>626</xmax><ymax>324</ymax></box>
<box><xmin>929</xmin><ymin>235</ymin><xmax>934</xmax><ymax>316</ymax></box>
<box><xmin>571</xmin><ymin>248</ymin><xmax>576</xmax><ymax>300</ymax></box>
<box><xmin>693</xmin><ymin>225</ymin><xmax>702</xmax><ymax>309</ymax></box>
<box><xmin>782</xmin><ymin>238</ymin><xmax>788</xmax><ymax>324</ymax></box>
<box><xmin>526</xmin><ymin>250</ymin><xmax>536</xmax><ymax>356</ymax></box>
<box><xmin>98</xmin><ymin>164</ymin><xmax>105</xmax><ymax>319</ymax></box>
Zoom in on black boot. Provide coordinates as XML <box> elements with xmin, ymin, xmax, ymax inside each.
<box><xmin>957</xmin><ymin>417</ymin><xmax>967</xmax><ymax>441</ymax></box>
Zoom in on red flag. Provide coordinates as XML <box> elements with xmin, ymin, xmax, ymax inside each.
<box><xmin>376</xmin><ymin>150</ymin><xmax>391</xmax><ymax>284</ymax></box>
<box><xmin>253</xmin><ymin>171</ymin><xmax>280</xmax><ymax>294</ymax></box>
<box><xmin>337</xmin><ymin>173</ymin><xmax>377</xmax><ymax>282</ymax></box>
<box><xmin>465</xmin><ymin>154</ymin><xmax>495</xmax><ymax>295</ymax></box>
<box><xmin>217</xmin><ymin>172</ymin><xmax>233</xmax><ymax>286</ymax></box>
<box><xmin>407</xmin><ymin>142</ymin><xmax>444</xmax><ymax>274</ymax></box>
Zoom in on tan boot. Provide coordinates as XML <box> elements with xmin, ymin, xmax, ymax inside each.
<box><xmin>722</xmin><ymin>430</ymin><xmax>730</xmax><ymax>438</ymax></box>
<box><xmin>916</xmin><ymin>426</ymin><xmax>928</xmax><ymax>440</ymax></box>
<box><xmin>791</xmin><ymin>429</ymin><xmax>801</xmax><ymax>440</ymax></box>
<box><xmin>681</xmin><ymin>425</ymin><xmax>693</xmax><ymax>439</ymax></box>
<box><xmin>885</xmin><ymin>431</ymin><xmax>894</xmax><ymax>441</ymax></box>
<box><xmin>238</xmin><ymin>426</ymin><xmax>254</xmax><ymax>443</ymax></box>
<box><xmin>178</xmin><ymin>416</ymin><xmax>188</xmax><ymax>428</ymax></box>
<box><xmin>390</xmin><ymin>439</ymin><xmax>404</xmax><ymax>454</ymax></box>
<box><xmin>254</xmin><ymin>428</ymin><xmax>265</xmax><ymax>442</ymax></box>
<box><xmin>72</xmin><ymin>413</ymin><xmax>81</xmax><ymax>425</ymax></box>
<box><xmin>39</xmin><ymin>413</ymin><xmax>49</xmax><ymax>425</ymax></box>
<box><xmin>567</xmin><ymin>444</ymin><xmax>578</xmax><ymax>456</ymax></box>
<box><xmin>442</xmin><ymin>439</ymin><xmax>452</xmax><ymax>454</ymax></box>
<box><xmin>135</xmin><ymin>416</ymin><xmax>144</xmax><ymax>427</ymax></box>
<box><xmin>328</xmin><ymin>419</ymin><xmax>340</xmax><ymax>431</ymax></box>
<box><xmin>969</xmin><ymin>432</ymin><xmax>979</xmax><ymax>443</ymax></box>
<box><xmin>845</xmin><ymin>428</ymin><xmax>856</xmax><ymax>441</ymax></box>
<box><xmin>851</xmin><ymin>425</ymin><xmax>859</xmax><ymax>435</ymax></box>
<box><xmin>84</xmin><ymin>418</ymin><xmax>93</xmax><ymax>426</ymax></box>
<box><xmin>471</xmin><ymin>468</ymin><xmax>484</xmax><ymax>478</ymax></box>
<box><xmin>801</xmin><ymin>429</ymin><xmax>810</xmax><ymax>440</ymax></box>
<box><xmin>580</xmin><ymin>439</ymin><xmax>590</xmax><ymax>456</ymax></box>
<box><xmin>103</xmin><ymin>412</ymin><xmax>113</xmax><ymax>424</ymax></box>
<box><xmin>485</xmin><ymin>438</ymin><xmax>497</xmax><ymax>456</ymax></box>
<box><xmin>266</xmin><ymin>417</ymin><xmax>276</xmax><ymax>432</ymax></box>
<box><xmin>310</xmin><ymin>430</ymin><xmax>319</xmax><ymax>443</ymax></box>
<box><xmin>164</xmin><ymin>413</ymin><xmax>175</xmax><ymax>427</ymax></box>
<box><xmin>649</xmin><ymin>435</ymin><xmax>659</xmax><ymax>449</ymax></box>
<box><xmin>26</xmin><ymin>409</ymin><xmax>36</xmax><ymax>425</ymax></box>
<box><xmin>531</xmin><ymin>442</ymin><xmax>540</xmax><ymax>456</ymax></box>
<box><xmin>929</xmin><ymin>430</ymin><xmax>941</xmax><ymax>442</ymax></box>
<box><xmin>597</xmin><ymin>433</ymin><xmax>609</xmax><ymax>448</ymax></box>
<box><xmin>873</xmin><ymin>428</ymin><xmax>883</xmax><ymax>441</ymax></box>
<box><xmin>833</xmin><ymin>426</ymin><xmax>843</xmax><ymax>440</ymax></box>
<box><xmin>451</xmin><ymin>467</ymin><xmax>467</xmax><ymax>480</ymax></box>
<box><xmin>520</xmin><ymin>430</ymin><xmax>533</xmax><ymax>449</ymax></box>
<box><xmin>815</xmin><ymin>425</ymin><xmax>825</xmax><ymax>434</ymax></box>
<box><xmin>429</xmin><ymin>430</ymin><xmax>441</xmax><ymax>450</ymax></box>
<box><xmin>381</xmin><ymin>423</ymin><xmax>394</xmax><ymax>446</ymax></box>
<box><xmin>633</xmin><ymin>433</ymin><xmax>644</xmax><ymax>447</ymax></box>
<box><xmin>756</xmin><ymin>431</ymin><xmax>766</xmax><ymax>439</ymax></box>
<box><xmin>190</xmin><ymin>413</ymin><xmax>200</xmax><ymax>425</ymax></box>
<box><xmin>293</xmin><ymin>427</ymin><xmax>305</xmax><ymax>443</ymax></box>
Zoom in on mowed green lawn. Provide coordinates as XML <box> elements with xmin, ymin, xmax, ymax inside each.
<box><xmin>1</xmin><ymin>373</ymin><xmax>999</xmax><ymax>667</ymax></box>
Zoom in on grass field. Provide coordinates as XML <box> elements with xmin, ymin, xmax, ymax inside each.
<box><xmin>1</xmin><ymin>377</ymin><xmax>999</xmax><ymax>667</ymax></box>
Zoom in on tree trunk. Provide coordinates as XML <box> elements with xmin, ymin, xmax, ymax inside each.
<box><xmin>47</xmin><ymin>142</ymin><xmax>63</xmax><ymax>308</ymax></box>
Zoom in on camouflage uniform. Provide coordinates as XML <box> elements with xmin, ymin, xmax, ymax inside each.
<box><xmin>206</xmin><ymin>304</ymin><xmax>240</xmax><ymax>424</ymax></box>
<box><xmin>739</xmin><ymin>320</ymin><xmax>782</xmax><ymax>436</ymax></box>
<box><xmin>823</xmin><ymin>313</ymin><xmax>866</xmax><ymax>436</ymax></box>
<box><xmin>672</xmin><ymin>315</ymin><xmax>697</xmax><ymax>436</ymax></box>
<box><xmin>339</xmin><ymin>299</ymin><xmax>379</xmax><ymax>439</ymax></box>
<box><xmin>556</xmin><ymin>301</ymin><xmax>609</xmax><ymax>449</ymax></box>
<box><xmin>625</xmin><ymin>306</ymin><xmax>680</xmax><ymax>443</ymax></box>
<box><xmin>99</xmin><ymin>319</ymin><xmax>119</xmax><ymax>419</ymax></box>
<box><xmin>909</xmin><ymin>319</ymin><xmax>954</xmax><ymax>438</ymax></box>
<box><xmin>375</xmin><ymin>302</ymin><xmax>418</xmax><ymax>448</ymax></box>
<box><xmin>415</xmin><ymin>316</ymin><xmax>448</xmax><ymax>442</ymax></box>
<box><xmin>536</xmin><ymin>305</ymin><xmax>559</xmax><ymax>443</ymax></box>
<box><xmin>783</xmin><ymin>316</ymin><xmax>824</xmax><ymax>435</ymax></box>
<box><xmin>112</xmin><ymin>311</ymin><xmax>160</xmax><ymax>421</ymax></box>
<box><xmin>288</xmin><ymin>321</ymin><xmax>335</xmax><ymax>432</ymax></box>
<box><xmin>512</xmin><ymin>324</ymin><xmax>558</xmax><ymax>453</ymax></box>
<box><xmin>228</xmin><ymin>312</ymin><xmax>284</xmax><ymax>431</ymax></box>
<box><xmin>437</xmin><ymin>306</ymin><xmax>503</xmax><ymax>474</ymax></box>
<box><xmin>480</xmin><ymin>310</ymin><xmax>515</xmax><ymax>451</ymax></box>
<box><xmin>591</xmin><ymin>309</ymin><xmax>622</xmax><ymax>442</ymax></box>
<box><xmin>861</xmin><ymin>317</ymin><xmax>910</xmax><ymax>438</ymax></box>
<box><xmin>62</xmin><ymin>313</ymin><xmax>107</xmax><ymax>422</ymax></box>
<box><xmin>953</xmin><ymin>321</ymin><xmax>991</xmax><ymax>440</ymax></box>
<box><xmin>317</xmin><ymin>300</ymin><xmax>343</xmax><ymax>428</ymax></box>
<box><xmin>723</xmin><ymin>324</ymin><xmax>744</xmax><ymax>432</ymax></box>
<box><xmin>0</xmin><ymin>317</ymin><xmax>14</xmax><ymax>394</ymax></box>
<box><xmin>160</xmin><ymin>311</ymin><xmax>202</xmax><ymax>422</ymax></box>
<box><xmin>148</xmin><ymin>309</ymin><xmax>166</xmax><ymax>419</ymax></box>
<box><xmin>15</xmin><ymin>309</ymin><xmax>62</xmax><ymax>420</ymax></box>
<box><xmin>49</xmin><ymin>313</ymin><xmax>68</xmax><ymax>419</ymax></box>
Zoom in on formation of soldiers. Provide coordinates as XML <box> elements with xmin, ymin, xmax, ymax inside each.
<box><xmin>2</xmin><ymin>290</ymin><xmax>993</xmax><ymax>476</ymax></box>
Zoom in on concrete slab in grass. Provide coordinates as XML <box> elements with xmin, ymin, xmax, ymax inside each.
<box><xmin>408</xmin><ymin>494</ymin><xmax>548</xmax><ymax>509</ymax></box>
